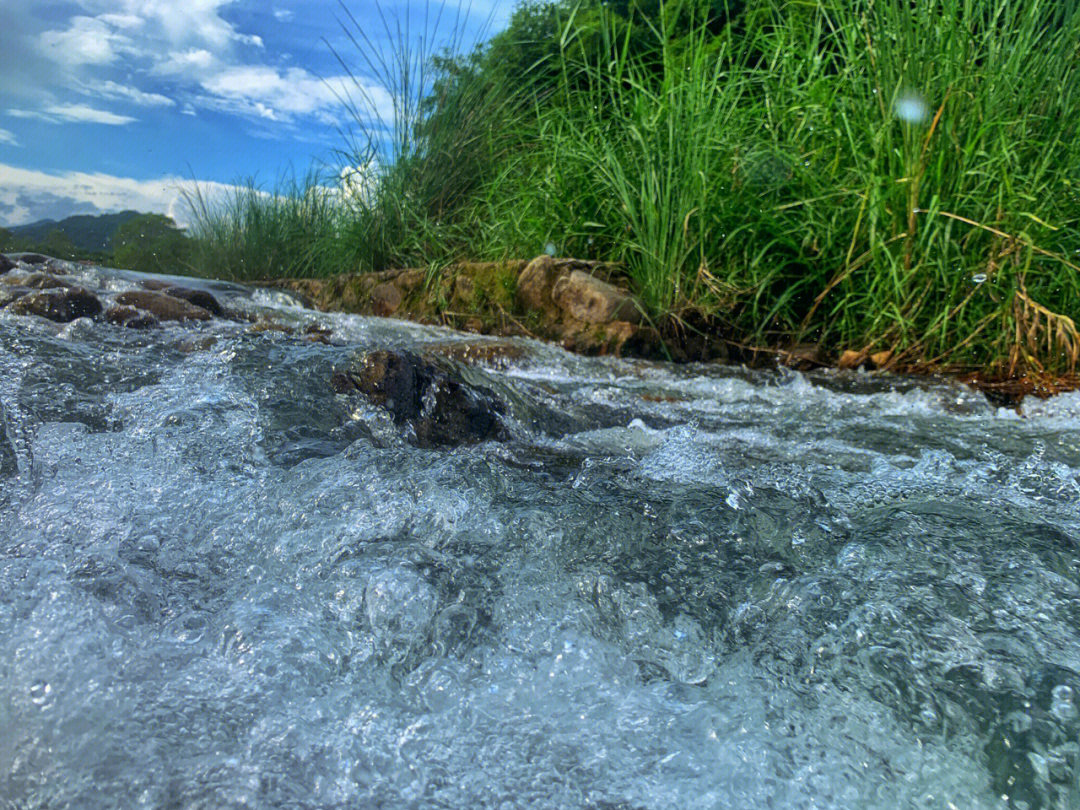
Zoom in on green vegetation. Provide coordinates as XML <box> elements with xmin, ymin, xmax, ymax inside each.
<box><xmin>2</xmin><ymin>211</ymin><xmax>194</xmax><ymax>274</ymax></box>
<box><xmin>183</xmin><ymin>0</ymin><xmax>1080</xmax><ymax>375</ymax></box>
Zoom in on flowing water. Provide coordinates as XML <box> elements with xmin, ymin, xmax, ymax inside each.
<box><xmin>2</xmin><ymin>261</ymin><xmax>1079</xmax><ymax>809</ymax></box>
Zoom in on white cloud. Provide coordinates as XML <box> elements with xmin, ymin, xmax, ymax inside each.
<box><xmin>8</xmin><ymin>104</ymin><xmax>137</xmax><ymax>125</ymax></box>
<box><xmin>196</xmin><ymin>66</ymin><xmax>391</xmax><ymax>126</ymax></box>
<box><xmin>154</xmin><ymin>48</ymin><xmax>219</xmax><ymax>77</ymax></box>
<box><xmin>85</xmin><ymin>80</ymin><xmax>175</xmax><ymax>107</ymax></box>
<box><xmin>38</xmin><ymin>15</ymin><xmax>133</xmax><ymax>67</ymax></box>
<box><xmin>0</xmin><ymin>162</ymin><xmax>246</xmax><ymax>228</ymax></box>
<box><xmin>17</xmin><ymin>0</ymin><xmax>502</xmax><ymax>131</ymax></box>
<box><xmin>0</xmin><ymin>129</ymin><xmax>18</xmax><ymax>147</ymax></box>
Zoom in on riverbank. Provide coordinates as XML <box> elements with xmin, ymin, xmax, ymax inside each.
<box><xmin>263</xmin><ymin>255</ymin><xmax>1080</xmax><ymax>409</ymax></box>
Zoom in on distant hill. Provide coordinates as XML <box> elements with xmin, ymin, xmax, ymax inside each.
<box><xmin>9</xmin><ymin>210</ymin><xmax>146</xmax><ymax>253</ymax></box>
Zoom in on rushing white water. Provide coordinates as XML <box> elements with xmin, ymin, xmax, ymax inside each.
<box><xmin>1</xmin><ymin>261</ymin><xmax>1079</xmax><ymax>809</ymax></box>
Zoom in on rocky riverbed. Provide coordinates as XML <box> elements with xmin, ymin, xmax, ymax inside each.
<box><xmin>3</xmin><ymin>254</ymin><xmax>1080</xmax><ymax>809</ymax></box>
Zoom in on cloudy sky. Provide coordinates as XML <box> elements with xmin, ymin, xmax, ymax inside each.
<box><xmin>0</xmin><ymin>1</ymin><xmax>510</xmax><ymax>228</ymax></box>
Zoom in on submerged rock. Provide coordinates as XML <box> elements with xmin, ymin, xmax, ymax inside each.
<box><xmin>16</xmin><ymin>272</ymin><xmax>72</xmax><ymax>290</ymax></box>
<box><xmin>10</xmin><ymin>287</ymin><xmax>103</xmax><ymax>322</ymax></box>
<box><xmin>162</xmin><ymin>286</ymin><xmax>223</xmax><ymax>316</ymax></box>
<box><xmin>14</xmin><ymin>253</ymin><xmax>51</xmax><ymax>266</ymax></box>
<box><xmin>105</xmin><ymin>305</ymin><xmax>159</xmax><ymax>329</ymax></box>
<box><xmin>0</xmin><ymin>286</ymin><xmax>30</xmax><ymax>308</ymax></box>
<box><xmin>113</xmin><ymin>290</ymin><xmax>211</xmax><ymax>322</ymax></box>
<box><xmin>331</xmin><ymin>349</ymin><xmax>507</xmax><ymax>448</ymax></box>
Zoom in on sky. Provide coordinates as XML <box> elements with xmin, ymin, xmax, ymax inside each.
<box><xmin>0</xmin><ymin>1</ymin><xmax>511</xmax><ymax>228</ymax></box>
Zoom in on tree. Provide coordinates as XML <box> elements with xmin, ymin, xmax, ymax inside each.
<box><xmin>111</xmin><ymin>214</ymin><xmax>192</xmax><ymax>274</ymax></box>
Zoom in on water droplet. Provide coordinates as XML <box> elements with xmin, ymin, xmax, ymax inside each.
<box><xmin>895</xmin><ymin>93</ymin><xmax>929</xmax><ymax>124</ymax></box>
<box><xmin>544</xmin><ymin>242</ymin><xmax>557</xmax><ymax>257</ymax></box>
<box><xmin>29</xmin><ymin>680</ymin><xmax>52</xmax><ymax>706</ymax></box>
<box><xmin>972</xmin><ymin>273</ymin><xmax>987</xmax><ymax>284</ymax></box>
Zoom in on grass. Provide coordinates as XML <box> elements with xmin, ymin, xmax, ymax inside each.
<box><xmin>184</xmin><ymin>0</ymin><xmax>1080</xmax><ymax>375</ymax></box>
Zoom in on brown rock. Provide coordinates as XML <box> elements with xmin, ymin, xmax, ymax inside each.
<box><xmin>424</xmin><ymin>341</ymin><xmax>526</xmax><ymax>370</ymax></box>
<box><xmin>163</xmin><ymin>286</ymin><xmax>223</xmax><ymax>316</ymax></box>
<box><xmin>785</xmin><ymin>344</ymin><xmax>823</xmax><ymax>370</ymax></box>
<box><xmin>552</xmin><ymin>270</ymin><xmax>642</xmax><ymax>325</ymax></box>
<box><xmin>453</xmin><ymin>275</ymin><xmax>475</xmax><ymax>306</ymax></box>
<box><xmin>11</xmin><ymin>287</ymin><xmax>103</xmax><ymax>322</ymax></box>
<box><xmin>516</xmin><ymin>255</ymin><xmax>560</xmax><ymax>314</ymax></box>
<box><xmin>838</xmin><ymin>350</ymin><xmax>866</xmax><ymax>370</ymax></box>
<box><xmin>20</xmin><ymin>273</ymin><xmax>72</xmax><ymax>290</ymax></box>
<box><xmin>105</xmin><ymin>305</ymin><xmax>159</xmax><ymax>329</ymax></box>
<box><xmin>869</xmin><ymin>350</ymin><xmax>893</xmax><ymax>369</ymax></box>
<box><xmin>113</xmin><ymin>290</ymin><xmax>211</xmax><ymax>321</ymax></box>
<box><xmin>248</xmin><ymin>318</ymin><xmax>295</xmax><ymax>335</ymax></box>
<box><xmin>394</xmin><ymin>268</ymin><xmax>425</xmax><ymax>294</ymax></box>
<box><xmin>140</xmin><ymin>279</ymin><xmax>173</xmax><ymax>291</ymax></box>
<box><xmin>176</xmin><ymin>336</ymin><xmax>218</xmax><ymax>353</ymax></box>
<box><xmin>370</xmin><ymin>282</ymin><xmax>402</xmax><ymax>317</ymax></box>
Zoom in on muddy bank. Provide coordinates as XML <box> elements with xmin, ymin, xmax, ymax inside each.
<box><xmin>264</xmin><ymin>256</ymin><xmax>1077</xmax><ymax>408</ymax></box>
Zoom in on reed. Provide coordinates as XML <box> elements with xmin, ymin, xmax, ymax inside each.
<box><xmin>186</xmin><ymin>0</ymin><xmax>1080</xmax><ymax>372</ymax></box>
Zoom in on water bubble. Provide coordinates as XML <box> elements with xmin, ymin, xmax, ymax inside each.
<box><xmin>1051</xmin><ymin>684</ymin><xmax>1077</xmax><ymax>722</ymax></box>
<box><xmin>971</xmin><ymin>273</ymin><xmax>987</xmax><ymax>284</ymax></box>
<box><xmin>544</xmin><ymin>242</ymin><xmax>557</xmax><ymax>257</ymax></box>
<box><xmin>894</xmin><ymin>93</ymin><xmax>929</xmax><ymax>124</ymax></box>
<box><xmin>29</xmin><ymin>680</ymin><xmax>52</xmax><ymax>706</ymax></box>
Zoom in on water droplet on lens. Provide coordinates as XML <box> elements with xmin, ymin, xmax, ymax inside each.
<box><xmin>972</xmin><ymin>273</ymin><xmax>987</xmax><ymax>284</ymax></box>
<box><xmin>544</xmin><ymin>242</ymin><xmax>557</xmax><ymax>257</ymax></box>
<box><xmin>895</xmin><ymin>93</ymin><xmax>929</xmax><ymax>124</ymax></box>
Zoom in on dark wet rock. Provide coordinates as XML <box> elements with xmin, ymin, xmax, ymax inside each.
<box><xmin>0</xmin><ymin>254</ymin><xmax>14</xmax><ymax>274</ymax></box>
<box><xmin>304</xmin><ymin>323</ymin><xmax>334</xmax><ymax>344</ymax></box>
<box><xmin>113</xmin><ymin>290</ymin><xmax>211</xmax><ymax>321</ymax></box>
<box><xmin>19</xmin><ymin>272</ymin><xmax>72</xmax><ymax>290</ymax></box>
<box><xmin>162</xmin><ymin>285</ymin><xmax>223</xmax><ymax>316</ymax></box>
<box><xmin>15</xmin><ymin>253</ymin><xmax>51</xmax><ymax>265</ymax></box>
<box><xmin>552</xmin><ymin>270</ymin><xmax>642</xmax><ymax>325</ymax></box>
<box><xmin>10</xmin><ymin>286</ymin><xmax>103</xmax><ymax>322</ymax></box>
<box><xmin>370</xmin><ymin>282</ymin><xmax>402</xmax><ymax>317</ymax></box>
<box><xmin>0</xmin><ymin>286</ymin><xmax>30</xmax><ymax>308</ymax></box>
<box><xmin>0</xmin><ymin>402</ymin><xmax>16</xmax><ymax>478</ymax></box>
<box><xmin>332</xmin><ymin>349</ymin><xmax>507</xmax><ymax>448</ymax></box>
<box><xmin>105</xmin><ymin>305</ymin><xmax>159</xmax><ymax>329</ymax></box>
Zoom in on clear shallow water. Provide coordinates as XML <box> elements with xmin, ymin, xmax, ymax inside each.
<box><xmin>1</xmin><ymin>263</ymin><xmax>1079</xmax><ymax>809</ymax></box>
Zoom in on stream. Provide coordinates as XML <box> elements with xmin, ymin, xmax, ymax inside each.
<box><xmin>1</xmin><ymin>260</ymin><xmax>1079</xmax><ymax>809</ymax></box>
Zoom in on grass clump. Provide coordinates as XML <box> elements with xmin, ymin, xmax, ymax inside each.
<box><xmin>186</xmin><ymin>0</ymin><xmax>1080</xmax><ymax>375</ymax></box>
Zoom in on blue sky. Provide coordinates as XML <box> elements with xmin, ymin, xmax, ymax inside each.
<box><xmin>0</xmin><ymin>1</ymin><xmax>511</xmax><ymax>228</ymax></box>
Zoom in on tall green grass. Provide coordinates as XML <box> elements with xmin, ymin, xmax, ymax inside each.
<box><xmin>183</xmin><ymin>171</ymin><xmax>354</xmax><ymax>281</ymax></box>
<box><xmin>186</xmin><ymin>0</ymin><xmax>1080</xmax><ymax>373</ymax></box>
<box><xmin>521</xmin><ymin>0</ymin><xmax>1080</xmax><ymax>371</ymax></box>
